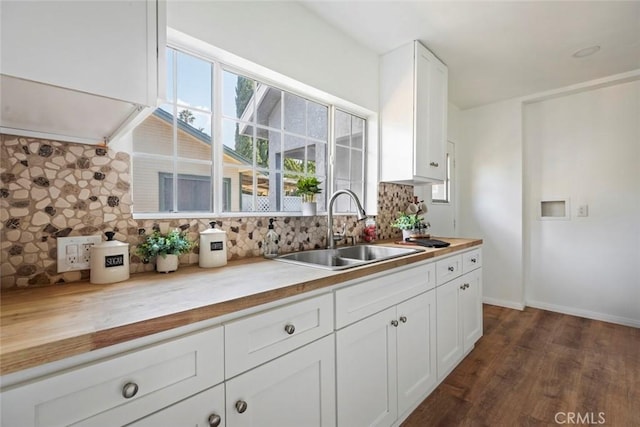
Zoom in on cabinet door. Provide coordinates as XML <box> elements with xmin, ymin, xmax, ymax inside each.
<box><xmin>225</xmin><ymin>335</ymin><xmax>335</xmax><ymax>427</ymax></box>
<box><xmin>336</xmin><ymin>307</ymin><xmax>397</xmax><ymax>427</ymax></box>
<box><xmin>1</xmin><ymin>0</ymin><xmax>158</xmax><ymax>106</ymax></box>
<box><xmin>127</xmin><ymin>384</ymin><xmax>225</xmax><ymax>427</ymax></box>
<box><xmin>461</xmin><ymin>269</ymin><xmax>483</xmax><ymax>351</ymax></box>
<box><xmin>414</xmin><ymin>43</ymin><xmax>447</xmax><ymax>182</ymax></box>
<box><xmin>436</xmin><ymin>277</ymin><xmax>464</xmax><ymax>381</ymax></box>
<box><xmin>396</xmin><ymin>290</ymin><xmax>437</xmax><ymax>417</ymax></box>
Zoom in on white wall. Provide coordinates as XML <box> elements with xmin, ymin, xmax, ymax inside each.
<box><xmin>523</xmin><ymin>81</ymin><xmax>640</xmax><ymax>326</ymax></box>
<box><xmin>458</xmin><ymin>99</ymin><xmax>525</xmax><ymax>309</ymax></box>
<box><xmin>166</xmin><ymin>1</ymin><xmax>379</xmax><ymax>112</ymax></box>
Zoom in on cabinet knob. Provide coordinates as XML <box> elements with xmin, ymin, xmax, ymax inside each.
<box><xmin>471</xmin><ymin>258</ymin><xmax>477</xmax><ymax>263</ymax></box>
<box><xmin>284</xmin><ymin>324</ymin><xmax>295</xmax><ymax>335</ymax></box>
<box><xmin>208</xmin><ymin>413</ymin><xmax>222</xmax><ymax>427</ymax></box>
<box><xmin>391</xmin><ymin>319</ymin><xmax>399</xmax><ymax>327</ymax></box>
<box><xmin>122</xmin><ymin>382</ymin><xmax>139</xmax><ymax>399</ymax></box>
<box><xmin>235</xmin><ymin>400</ymin><xmax>248</xmax><ymax>414</ymax></box>
<box><xmin>448</xmin><ymin>266</ymin><xmax>455</xmax><ymax>272</ymax></box>
<box><xmin>399</xmin><ymin>316</ymin><xmax>407</xmax><ymax>323</ymax></box>
<box><xmin>430</xmin><ymin>162</ymin><xmax>439</xmax><ymax>167</ymax></box>
<box><xmin>460</xmin><ymin>285</ymin><xmax>466</xmax><ymax>290</ymax></box>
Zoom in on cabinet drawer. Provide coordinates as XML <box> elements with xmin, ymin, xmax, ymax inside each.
<box><xmin>225</xmin><ymin>293</ymin><xmax>333</xmax><ymax>378</ymax></box>
<box><xmin>335</xmin><ymin>261</ymin><xmax>435</xmax><ymax>329</ymax></box>
<box><xmin>462</xmin><ymin>248</ymin><xmax>482</xmax><ymax>273</ymax></box>
<box><xmin>1</xmin><ymin>326</ymin><xmax>224</xmax><ymax>427</ymax></box>
<box><xmin>127</xmin><ymin>384</ymin><xmax>225</xmax><ymax>427</ymax></box>
<box><xmin>436</xmin><ymin>255</ymin><xmax>462</xmax><ymax>286</ymax></box>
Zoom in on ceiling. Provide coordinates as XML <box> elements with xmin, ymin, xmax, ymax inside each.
<box><xmin>300</xmin><ymin>1</ymin><xmax>640</xmax><ymax>109</ymax></box>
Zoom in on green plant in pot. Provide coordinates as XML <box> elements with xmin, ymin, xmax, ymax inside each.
<box><xmin>391</xmin><ymin>212</ymin><xmax>429</xmax><ymax>240</ymax></box>
<box><xmin>296</xmin><ymin>176</ymin><xmax>322</xmax><ymax>216</ymax></box>
<box><xmin>135</xmin><ymin>229</ymin><xmax>194</xmax><ymax>273</ymax></box>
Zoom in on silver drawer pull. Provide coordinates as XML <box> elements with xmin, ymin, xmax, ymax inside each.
<box><xmin>235</xmin><ymin>400</ymin><xmax>248</xmax><ymax>414</ymax></box>
<box><xmin>122</xmin><ymin>382</ymin><xmax>139</xmax><ymax>399</ymax></box>
<box><xmin>399</xmin><ymin>316</ymin><xmax>407</xmax><ymax>323</ymax></box>
<box><xmin>448</xmin><ymin>266</ymin><xmax>455</xmax><ymax>272</ymax></box>
<box><xmin>284</xmin><ymin>324</ymin><xmax>295</xmax><ymax>335</ymax></box>
<box><xmin>430</xmin><ymin>162</ymin><xmax>439</xmax><ymax>167</ymax></box>
<box><xmin>208</xmin><ymin>413</ymin><xmax>222</xmax><ymax>427</ymax></box>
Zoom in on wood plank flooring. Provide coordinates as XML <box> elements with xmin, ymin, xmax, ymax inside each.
<box><xmin>402</xmin><ymin>304</ymin><xmax>640</xmax><ymax>426</ymax></box>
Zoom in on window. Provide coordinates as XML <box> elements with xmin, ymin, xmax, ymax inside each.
<box><xmin>132</xmin><ymin>47</ymin><xmax>365</xmax><ymax>216</ymax></box>
<box><xmin>432</xmin><ymin>151</ymin><xmax>451</xmax><ymax>203</ymax></box>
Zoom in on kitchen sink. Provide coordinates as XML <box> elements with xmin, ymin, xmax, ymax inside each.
<box><xmin>273</xmin><ymin>245</ymin><xmax>421</xmax><ymax>271</ymax></box>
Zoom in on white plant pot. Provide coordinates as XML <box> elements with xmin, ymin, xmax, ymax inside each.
<box><xmin>301</xmin><ymin>202</ymin><xmax>317</xmax><ymax>216</ymax></box>
<box><xmin>156</xmin><ymin>254</ymin><xmax>179</xmax><ymax>273</ymax></box>
<box><xmin>401</xmin><ymin>229</ymin><xmax>415</xmax><ymax>241</ymax></box>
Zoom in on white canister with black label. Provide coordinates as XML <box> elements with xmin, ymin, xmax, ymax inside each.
<box><xmin>199</xmin><ymin>222</ymin><xmax>227</xmax><ymax>268</ymax></box>
<box><xmin>90</xmin><ymin>232</ymin><xmax>130</xmax><ymax>284</ymax></box>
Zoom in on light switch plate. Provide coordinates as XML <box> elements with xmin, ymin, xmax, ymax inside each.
<box><xmin>57</xmin><ymin>236</ymin><xmax>102</xmax><ymax>272</ymax></box>
<box><xmin>577</xmin><ymin>204</ymin><xmax>589</xmax><ymax>217</ymax></box>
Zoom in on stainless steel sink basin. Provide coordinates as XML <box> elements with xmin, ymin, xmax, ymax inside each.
<box><xmin>273</xmin><ymin>245</ymin><xmax>421</xmax><ymax>271</ymax></box>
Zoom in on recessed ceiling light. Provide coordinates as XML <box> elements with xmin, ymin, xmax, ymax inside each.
<box><xmin>572</xmin><ymin>45</ymin><xmax>601</xmax><ymax>58</ymax></box>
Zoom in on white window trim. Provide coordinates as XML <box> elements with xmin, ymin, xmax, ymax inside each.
<box><xmin>132</xmin><ymin>28</ymin><xmax>379</xmax><ymax>219</ymax></box>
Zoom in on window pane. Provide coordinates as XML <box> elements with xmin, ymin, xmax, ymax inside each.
<box><xmin>256</xmin><ymin>83</ymin><xmax>282</xmax><ymax>127</ymax></box>
<box><xmin>334</xmin><ymin>110</ymin><xmax>351</xmax><ymax>144</ymax></box>
<box><xmin>351</xmin><ymin>116</ymin><xmax>364</xmax><ymax>149</ymax></box>
<box><xmin>133</xmin><ymin>106</ymin><xmax>174</xmax><ymax>156</ymax></box>
<box><xmin>223</xmin><ymin>119</ymin><xmax>253</xmax><ymax>166</ymax></box>
<box><xmin>176</xmin><ymin>162</ymin><xmax>212</xmax><ymax>211</ymax></box>
<box><xmin>176</xmin><ymin>51</ymin><xmax>211</xmax><ymax>112</ymax></box>
<box><xmin>335</xmin><ymin>146</ymin><xmax>350</xmax><ymax>180</ymax></box>
<box><xmin>307</xmin><ymin>102</ymin><xmax>328</xmax><ymax>141</ymax></box>
<box><xmin>283</xmin><ymin>92</ymin><xmax>306</xmax><ymax>135</ymax></box>
<box><xmin>166</xmin><ymin>48</ymin><xmax>174</xmax><ymax>102</ymax></box>
<box><xmin>223</xmin><ymin>71</ymin><xmax>254</xmax><ymax>120</ymax></box>
<box><xmin>132</xmin><ymin>157</ymin><xmax>173</xmax><ymax>213</ymax></box>
<box><xmin>351</xmin><ymin>150</ymin><xmax>363</xmax><ymax>181</ymax></box>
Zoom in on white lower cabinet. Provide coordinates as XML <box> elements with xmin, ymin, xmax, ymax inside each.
<box><xmin>436</xmin><ymin>267</ymin><xmax>483</xmax><ymax>381</ymax></box>
<box><xmin>336</xmin><ymin>290</ymin><xmax>437</xmax><ymax>427</ymax></box>
<box><xmin>1</xmin><ymin>326</ymin><xmax>225</xmax><ymax>427</ymax></box>
<box><xmin>225</xmin><ymin>335</ymin><xmax>335</xmax><ymax>427</ymax></box>
<box><xmin>127</xmin><ymin>384</ymin><xmax>225</xmax><ymax>427</ymax></box>
<box><xmin>1</xmin><ymin>247</ymin><xmax>483</xmax><ymax>427</ymax></box>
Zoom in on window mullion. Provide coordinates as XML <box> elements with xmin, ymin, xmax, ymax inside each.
<box><xmin>212</xmin><ymin>60</ymin><xmax>223</xmax><ymax>214</ymax></box>
<box><xmin>171</xmin><ymin>52</ymin><xmax>178</xmax><ymax>213</ymax></box>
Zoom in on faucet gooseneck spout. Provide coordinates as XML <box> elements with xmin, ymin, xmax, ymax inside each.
<box><xmin>327</xmin><ymin>189</ymin><xmax>367</xmax><ymax>249</ymax></box>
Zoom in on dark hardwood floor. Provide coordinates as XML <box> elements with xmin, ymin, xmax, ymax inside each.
<box><xmin>402</xmin><ymin>304</ymin><xmax>640</xmax><ymax>426</ymax></box>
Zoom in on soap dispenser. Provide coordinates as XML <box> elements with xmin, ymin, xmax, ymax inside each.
<box><xmin>263</xmin><ymin>218</ymin><xmax>279</xmax><ymax>259</ymax></box>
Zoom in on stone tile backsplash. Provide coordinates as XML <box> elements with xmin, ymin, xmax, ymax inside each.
<box><xmin>1</xmin><ymin>134</ymin><xmax>413</xmax><ymax>288</ymax></box>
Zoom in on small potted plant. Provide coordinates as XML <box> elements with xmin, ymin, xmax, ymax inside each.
<box><xmin>391</xmin><ymin>212</ymin><xmax>425</xmax><ymax>241</ymax></box>
<box><xmin>296</xmin><ymin>176</ymin><xmax>322</xmax><ymax>216</ymax></box>
<box><xmin>135</xmin><ymin>229</ymin><xmax>194</xmax><ymax>273</ymax></box>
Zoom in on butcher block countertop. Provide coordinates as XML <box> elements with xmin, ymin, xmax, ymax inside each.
<box><xmin>0</xmin><ymin>237</ymin><xmax>481</xmax><ymax>376</ymax></box>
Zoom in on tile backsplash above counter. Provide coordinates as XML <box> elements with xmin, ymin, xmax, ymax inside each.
<box><xmin>0</xmin><ymin>134</ymin><xmax>415</xmax><ymax>288</ymax></box>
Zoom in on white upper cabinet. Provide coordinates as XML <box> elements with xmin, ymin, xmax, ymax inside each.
<box><xmin>0</xmin><ymin>0</ymin><xmax>166</xmax><ymax>144</ymax></box>
<box><xmin>380</xmin><ymin>40</ymin><xmax>448</xmax><ymax>184</ymax></box>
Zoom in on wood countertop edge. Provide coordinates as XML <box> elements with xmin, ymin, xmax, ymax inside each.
<box><xmin>0</xmin><ymin>238</ymin><xmax>482</xmax><ymax>376</ymax></box>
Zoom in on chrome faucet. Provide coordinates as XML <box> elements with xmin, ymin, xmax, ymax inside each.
<box><xmin>327</xmin><ymin>189</ymin><xmax>367</xmax><ymax>249</ymax></box>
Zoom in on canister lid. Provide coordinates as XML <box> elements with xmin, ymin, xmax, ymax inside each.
<box><xmin>201</xmin><ymin>222</ymin><xmax>226</xmax><ymax>235</ymax></box>
<box><xmin>93</xmin><ymin>231</ymin><xmax>129</xmax><ymax>248</ymax></box>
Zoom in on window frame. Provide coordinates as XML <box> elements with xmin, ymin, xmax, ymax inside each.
<box><xmin>132</xmin><ymin>35</ymin><xmax>377</xmax><ymax>219</ymax></box>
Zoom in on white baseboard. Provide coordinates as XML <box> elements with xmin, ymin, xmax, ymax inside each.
<box><xmin>526</xmin><ymin>300</ymin><xmax>640</xmax><ymax>328</ymax></box>
<box><xmin>482</xmin><ymin>297</ymin><xmax>525</xmax><ymax>311</ymax></box>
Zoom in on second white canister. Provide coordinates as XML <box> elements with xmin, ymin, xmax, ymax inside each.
<box><xmin>199</xmin><ymin>222</ymin><xmax>227</xmax><ymax>268</ymax></box>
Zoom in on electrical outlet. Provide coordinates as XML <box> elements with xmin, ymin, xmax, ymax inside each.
<box><xmin>577</xmin><ymin>204</ymin><xmax>589</xmax><ymax>217</ymax></box>
<box><xmin>57</xmin><ymin>236</ymin><xmax>102</xmax><ymax>272</ymax></box>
